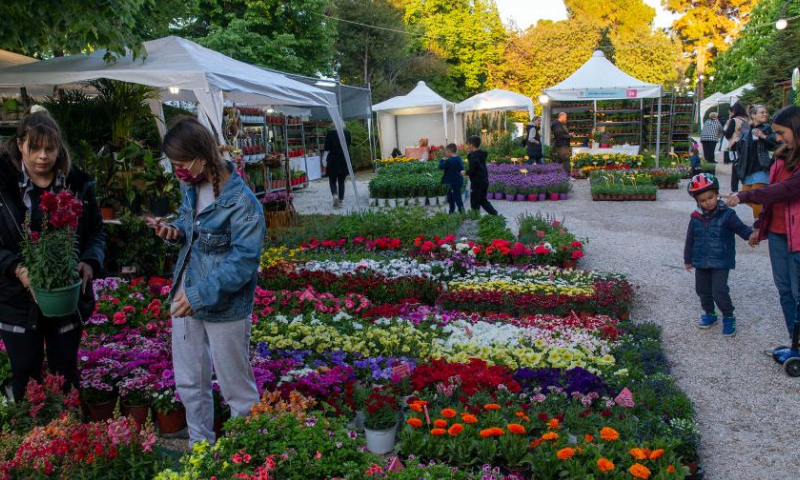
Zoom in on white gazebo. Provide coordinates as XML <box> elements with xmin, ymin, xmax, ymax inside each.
<box><xmin>373</xmin><ymin>81</ymin><xmax>456</xmax><ymax>158</ymax></box>
<box><xmin>543</xmin><ymin>51</ymin><xmax>665</xmax><ymax>164</ymax></box>
<box><xmin>456</xmin><ymin>89</ymin><xmax>534</xmax><ymax>118</ymax></box>
<box><xmin>0</xmin><ymin>36</ymin><xmax>360</xmax><ymax>199</ymax></box>
<box><xmin>699</xmin><ymin>92</ymin><xmax>726</xmax><ymax>122</ymax></box>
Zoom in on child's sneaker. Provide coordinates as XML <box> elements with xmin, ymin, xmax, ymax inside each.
<box><xmin>722</xmin><ymin>316</ymin><xmax>736</xmax><ymax>337</ymax></box>
<box><xmin>698</xmin><ymin>312</ymin><xmax>718</xmax><ymax>329</ymax></box>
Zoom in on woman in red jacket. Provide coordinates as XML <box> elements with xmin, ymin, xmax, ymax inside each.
<box><xmin>726</xmin><ymin>105</ymin><xmax>800</xmax><ymax>343</ymax></box>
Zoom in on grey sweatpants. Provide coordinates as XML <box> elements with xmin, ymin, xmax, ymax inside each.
<box><xmin>172</xmin><ymin>316</ymin><xmax>259</xmax><ymax>446</ymax></box>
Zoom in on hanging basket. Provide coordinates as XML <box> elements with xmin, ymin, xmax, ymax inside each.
<box><xmin>32</xmin><ymin>280</ymin><xmax>82</xmax><ymax>318</ymax></box>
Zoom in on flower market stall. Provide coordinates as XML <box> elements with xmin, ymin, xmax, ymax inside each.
<box><xmin>456</xmin><ymin>89</ymin><xmax>534</xmax><ymax>146</ymax></box>
<box><xmin>542</xmin><ymin>51</ymin><xmax>666</xmax><ymax>166</ymax></box>
<box><xmin>373</xmin><ymin>81</ymin><xmax>457</xmax><ymax>158</ymax></box>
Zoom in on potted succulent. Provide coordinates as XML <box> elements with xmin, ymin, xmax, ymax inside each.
<box><xmin>363</xmin><ymin>389</ymin><xmax>399</xmax><ymax>454</ymax></box>
<box><xmin>20</xmin><ymin>190</ymin><xmax>84</xmax><ymax>317</ymax></box>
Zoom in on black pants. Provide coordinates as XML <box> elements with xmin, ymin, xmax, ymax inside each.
<box><xmin>1</xmin><ymin>322</ymin><xmax>82</xmax><ymax>401</ymax></box>
<box><xmin>695</xmin><ymin>268</ymin><xmax>734</xmax><ymax>317</ymax></box>
<box><xmin>527</xmin><ymin>154</ymin><xmax>544</xmax><ymax>165</ymax></box>
<box><xmin>328</xmin><ymin>174</ymin><xmax>347</xmax><ymax>200</ymax></box>
<box><xmin>446</xmin><ymin>184</ymin><xmax>464</xmax><ymax>214</ymax></box>
<box><xmin>701</xmin><ymin>141</ymin><xmax>717</xmax><ymax>163</ymax></box>
<box><xmin>470</xmin><ymin>183</ymin><xmax>498</xmax><ymax>215</ymax></box>
<box><xmin>729</xmin><ymin>152</ymin><xmax>739</xmax><ymax>192</ymax></box>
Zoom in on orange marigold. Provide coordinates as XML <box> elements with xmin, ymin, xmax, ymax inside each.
<box><xmin>629</xmin><ymin>448</ymin><xmax>648</xmax><ymax>460</ymax></box>
<box><xmin>547</xmin><ymin>418</ymin><xmax>561</xmax><ymax>430</ymax></box>
<box><xmin>600</xmin><ymin>427</ymin><xmax>619</xmax><ymax>441</ymax></box>
<box><xmin>507</xmin><ymin>423</ymin><xmax>526</xmax><ymax>435</ymax></box>
<box><xmin>461</xmin><ymin>414</ymin><xmax>478</xmax><ymax>424</ymax></box>
<box><xmin>406</xmin><ymin>418</ymin><xmax>423</xmax><ymax>428</ymax></box>
<box><xmin>479</xmin><ymin>429</ymin><xmax>493</xmax><ymax>438</ymax></box>
<box><xmin>484</xmin><ymin>403</ymin><xmax>501</xmax><ymax>410</ymax></box>
<box><xmin>597</xmin><ymin>457</ymin><xmax>614</xmax><ymax>472</ymax></box>
<box><xmin>410</xmin><ymin>403</ymin><xmax>423</xmax><ymax>413</ymax></box>
<box><xmin>514</xmin><ymin>411</ymin><xmax>531</xmax><ymax>422</ymax></box>
<box><xmin>556</xmin><ymin>447</ymin><xmax>575</xmax><ymax>460</ymax></box>
<box><xmin>529</xmin><ymin>438</ymin><xmax>544</xmax><ymax>449</ymax></box>
<box><xmin>490</xmin><ymin>427</ymin><xmax>505</xmax><ymax>437</ymax></box>
<box><xmin>431</xmin><ymin>428</ymin><xmax>446</xmax><ymax>436</ymax></box>
<box><xmin>629</xmin><ymin>463</ymin><xmax>651</xmax><ymax>479</ymax></box>
<box><xmin>448</xmin><ymin>423</ymin><xmax>464</xmax><ymax>436</ymax></box>
<box><xmin>541</xmin><ymin>432</ymin><xmax>559</xmax><ymax>441</ymax></box>
<box><xmin>434</xmin><ymin>419</ymin><xmax>448</xmax><ymax>428</ymax></box>
<box><xmin>585</xmin><ymin>434</ymin><xmax>594</xmax><ymax>443</ymax></box>
<box><xmin>649</xmin><ymin>449</ymin><xmax>664</xmax><ymax>460</ymax></box>
<box><xmin>667</xmin><ymin>465</ymin><xmax>675</xmax><ymax>474</ymax></box>
<box><xmin>441</xmin><ymin>408</ymin><xmax>457</xmax><ymax>418</ymax></box>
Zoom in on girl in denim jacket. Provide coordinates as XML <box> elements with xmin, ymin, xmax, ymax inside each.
<box><xmin>151</xmin><ymin>117</ymin><xmax>266</xmax><ymax>446</ymax></box>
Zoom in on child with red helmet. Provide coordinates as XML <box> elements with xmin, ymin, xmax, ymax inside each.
<box><xmin>684</xmin><ymin>173</ymin><xmax>754</xmax><ymax>336</ymax></box>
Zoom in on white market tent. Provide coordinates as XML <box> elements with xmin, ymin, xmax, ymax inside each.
<box><xmin>373</xmin><ymin>81</ymin><xmax>456</xmax><ymax>158</ymax></box>
<box><xmin>699</xmin><ymin>92</ymin><xmax>725</xmax><ymax>122</ymax></box>
<box><xmin>456</xmin><ymin>89</ymin><xmax>534</xmax><ymax>119</ymax></box>
<box><xmin>0</xmin><ymin>36</ymin><xmax>360</xmax><ymax>200</ymax></box>
<box><xmin>543</xmin><ymin>51</ymin><xmax>665</xmax><ymax>164</ymax></box>
<box><xmin>720</xmin><ymin>83</ymin><xmax>754</xmax><ymax>105</ymax></box>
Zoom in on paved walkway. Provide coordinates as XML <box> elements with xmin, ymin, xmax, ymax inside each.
<box><xmin>293</xmin><ymin>165</ymin><xmax>800</xmax><ymax>480</ymax></box>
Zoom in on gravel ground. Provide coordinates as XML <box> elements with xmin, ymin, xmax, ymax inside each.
<box><xmin>291</xmin><ymin>165</ymin><xmax>800</xmax><ymax>479</ymax></box>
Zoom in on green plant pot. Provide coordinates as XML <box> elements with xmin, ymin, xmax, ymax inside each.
<box><xmin>32</xmin><ymin>281</ymin><xmax>82</xmax><ymax>317</ymax></box>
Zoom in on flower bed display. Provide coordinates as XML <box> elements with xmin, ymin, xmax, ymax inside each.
<box><xmin>487</xmin><ymin>164</ymin><xmax>571</xmax><ymax>201</ymax></box>
<box><xmin>590</xmin><ymin>171</ymin><xmax>658</xmax><ymax>201</ymax></box>
<box><xmin>368</xmin><ymin>162</ymin><xmax>449</xmax><ymax>208</ymax></box>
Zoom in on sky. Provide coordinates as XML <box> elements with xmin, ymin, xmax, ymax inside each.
<box><xmin>495</xmin><ymin>0</ymin><xmax>680</xmax><ymax>30</ymax></box>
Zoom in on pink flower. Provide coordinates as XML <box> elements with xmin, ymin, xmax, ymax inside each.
<box><xmin>314</xmin><ymin>451</ymin><xmax>322</xmax><ymax>460</ymax></box>
<box><xmin>113</xmin><ymin>312</ymin><xmax>127</xmax><ymax>325</ymax></box>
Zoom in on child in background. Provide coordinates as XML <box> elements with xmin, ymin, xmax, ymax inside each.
<box><xmin>465</xmin><ymin>135</ymin><xmax>498</xmax><ymax>215</ymax></box>
<box><xmin>684</xmin><ymin>174</ymin><xmax>754</xmax><ymax>337</ymax></box>
<box><xmin>438</xmin><ymin>143</ymin><xmax>465</xmax><ymax>214</ymax></box>
<box><xmin>689</xmin><ymin>147</ymin><xmax>702</xmax><ymax>177</ymax></box>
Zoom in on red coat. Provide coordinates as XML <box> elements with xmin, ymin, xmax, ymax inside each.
<box><xmin>738</xmin><ymin>158</ymin><xmax>800</xmax><ymax>252</ymax></box>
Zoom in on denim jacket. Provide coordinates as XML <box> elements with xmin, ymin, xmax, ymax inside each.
<box><xmin>169</xmin><ymin>163</ymin><xmax>266</xmax><ymax>322</ymax></box>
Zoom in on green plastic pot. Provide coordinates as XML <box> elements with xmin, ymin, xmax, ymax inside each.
<box><xmin>32</xmin><ymin>280</ymin><xmax>82</xmax><ymax>317</ymax></box>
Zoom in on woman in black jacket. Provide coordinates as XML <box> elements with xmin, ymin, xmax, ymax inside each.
<box><xmin>0</xmin><ymin>111</ymin><xmax>105</xmax><ymax>400</ymax></box>
<box><xmin>323</xmin><ymin>128</ymin><xmax>352</xmax><ymax>209</ymax></box>
<box><xmin>524</xmin><ymin>116</ymin><xmax>543</xmax><ymax>165</ymax></box>
<box><xmin>736</xmin><ymin>104</ymin><xmax>779</xmax><ymax>221</ymax></box>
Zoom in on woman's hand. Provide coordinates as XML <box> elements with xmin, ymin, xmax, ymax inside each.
<box><xmin>753</xmin><ymin>129</ymin><xmax>766</xmax><ymax>139</ymax></box>
<box><xmin>15</xmin><ymin>265</ymin><xmax>30</xmax><ymax>289</ymax></box>
<box><xmin>748</xmin><ymin>232</ymin><xmax>760</xmax><ymax>247</ymax></box>
<box><xmin>170</xmin><ymin>291</ymin><xmax>194</xmax><ymax>318</ymax></box>
<box><xmin>723</xmin><ymin>194</ymin><xmax>741</xmax><ymax>207</ymax></box>
<box><xmin>78</xmin><ymin>262</ymin><xmax>94</xmax><ymax>294</ymax></box>
<box><xmin>147</xmin><ymin>217</ymin><xmax>182</xmax><ymax>241</ymax></box>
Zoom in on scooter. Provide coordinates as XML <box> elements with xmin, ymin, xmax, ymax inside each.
<box><xmin>772</xmin><ymin>313</ymin><xmax>800</xmax><ymax>377</ymax></box>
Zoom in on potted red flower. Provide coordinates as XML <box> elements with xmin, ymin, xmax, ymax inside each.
<box><xmin>20</xmin><ymin>190</ymin><xmax>83</xmax><ymax>317</ymax></box>
<box><xmin>363</xmin><ymin>388</ymin><xmax>399</xmax><ymax>454</ymax></box>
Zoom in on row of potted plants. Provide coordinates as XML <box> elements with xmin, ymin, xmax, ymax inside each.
<box><xmin>590</xmin><ymin>171</ymin><xmax>659</xmax><ymax>202</ymax></box>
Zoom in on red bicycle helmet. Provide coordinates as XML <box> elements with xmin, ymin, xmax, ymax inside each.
<box><xmin>687</xmin><ymin>173</ymin><xmax>719</xmax><ymax>197</ymax></box>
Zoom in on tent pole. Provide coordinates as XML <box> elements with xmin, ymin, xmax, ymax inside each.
<box><xmin>593</xmin><ymin>100</ymin><xmax>597</xmax><ymax>146</ymax></box>
<box><xmin>443</xmin><ymin>103</ymin><xmax>449</xmax><ymax>145</ymax></box>
<box><xmin>655</xmin><ymin>88</ymin><xmax>663</xmax><ymax>168</ymax></box>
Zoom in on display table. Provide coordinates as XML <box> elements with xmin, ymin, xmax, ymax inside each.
<box><xmin>290</xmin><ymin>155</ymin><xmax>323</xmax><ymax>181</ymax></box>
<box><xmin>571</xmin><ymin>145</ymin><xmax>640</xmax><ymax>156</ymax></box>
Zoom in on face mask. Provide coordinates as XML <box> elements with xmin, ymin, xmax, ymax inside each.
<box><xmin>174</xmin><ymin>159</ymin><xmax>206</xmax><ymax>184</ymax></box>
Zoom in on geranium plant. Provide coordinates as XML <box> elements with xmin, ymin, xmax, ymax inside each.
<box><xmin>20</xmin><ymin>190</ymin><xmax>83</xmax><ymax>291</ymax></box>
<box><xmin>363</xmin><ymin>389</ymin><xmax>398</xmax><ymax>431</ymax></box>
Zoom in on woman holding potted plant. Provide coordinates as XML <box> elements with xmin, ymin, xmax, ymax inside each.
<box><xmin>0</xmin><ymin>111</ymin><xmax>105</xmax><ymax>401</ymax></box>
<box><xmin>150</xmin><ymin>117</ymin><xmax>265</xmax><ymax>446</ymax></box>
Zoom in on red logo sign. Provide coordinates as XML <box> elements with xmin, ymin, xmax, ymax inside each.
<box><xmin>626</xmin><ymin>89</ymin><xmax>638</xmax><ymax>98</ymax></box>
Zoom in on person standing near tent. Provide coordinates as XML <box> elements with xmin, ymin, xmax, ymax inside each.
<box><xmin>736</xmin><ymin>104</ymin><xmax>779</xmax><ymax>221</ymax></box>
<box><xmin>323</xmin><ymin>127</ymin><xmax>352</xmax><ymax>209</ymax></box>
<box><xmin>701</xmin><ymin>112</ymin><xmax>722</xmax><ymax>163</ymax></box>
<box><xmin>466</xmin><ymin>135</ymin><xmax>498</xmax><ymax>216</ymax></box>
<box><xmin>524</xmin><ymin>116</ymin><xmax>543</xmax><ymax>165</ymax></box>
<box><xmin>551</xmin><ymin>112</ymin><xmax>572</xmax><ymax>174</ymax></box>
<box><xmin>723</xmin><ymin>103</ymin><xmax>748</xmax><ymax>191</ymax></box>
<box><xmin>151</xmin><ymin>117</ymin><xmax>265</xmax><ymax>447</ymax></box>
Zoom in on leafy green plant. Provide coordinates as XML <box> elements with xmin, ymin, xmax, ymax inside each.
<box><xmin>477</xmin><ymin>215</ymin><xmax>514</xmax><ymax>243</ymax></box>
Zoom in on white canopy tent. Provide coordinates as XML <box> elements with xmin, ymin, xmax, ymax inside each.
<box><xmin>0</xmin><ymin>36</ymin><xmax>360</xmax><ymax>202</ymax></box>
<box><xmin>373</xmin><ymin>81</ymin><xmax>456</xmax><ymax>158</ymax></box>
<box><xmin>699</xmin><ymin>92</ymin><xmax>725</xmax><ymax>122</ymax></box>
<box><xmin>719</xmin><ymin>83</ymin><xmax>754</xmax><ymax>106</ymax></box>
<box><xmin>456</xmin><ymin>89</ymin><xmax>534</xmax><ymax>118</ymax></box>
<box><xmin>543</xmin><ymin>51</ymin><xmax>665</xmax><ymax>164</ymax></box>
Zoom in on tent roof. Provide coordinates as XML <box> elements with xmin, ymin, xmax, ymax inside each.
<box><xmin>456</xmin><ymin>89</ymin><xmax>534</xmax><ymax>117</ymax></box>
<box><xmin>720</xmin><ymin>84</ymin><xmax>754</xmax><ymax>103</ymax></box>
<box><xmin>0</xmin><ymin>36</ymin><xmax>336</xmax><ymax>109</ymax></box>
<box><xmin>0</xmin><ymin>50</ymin><xmax>37</xmax><ymax>69</ymax></box>
<box><xmin>544</xmin><ymin>51</ymin><xmax>661</xmax><ymax>101</ymax></box>
<box><xmin>372</xmin><ymin>81</ymin><xmax>454</xmax><ymax>115</ymax></box>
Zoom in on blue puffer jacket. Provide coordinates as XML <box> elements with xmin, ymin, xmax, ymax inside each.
<box><xmin>683</xmin><ymin>201</ymin><xmax>753</xmax><ymax>270</ymax></box>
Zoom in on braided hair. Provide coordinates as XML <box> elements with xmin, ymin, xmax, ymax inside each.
<box><xmin>162</xmin><ymin>117</ymin><xmax>225</xmax><ymax>198</ymax></box>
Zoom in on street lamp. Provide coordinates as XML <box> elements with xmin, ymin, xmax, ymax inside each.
<box><xmin>709</xmin><ymin>75</ymin><xmax>715</xmax><ymax>82</ymax></box>
<box><xmin>538</xmin><ymin>95</ymin><xmax>550</xmax><ymax>105</ymax></box>
<box><xmin>776</xmin><ymin>0</ymin><xmax>792</xmax><ymax>30</ymax></box>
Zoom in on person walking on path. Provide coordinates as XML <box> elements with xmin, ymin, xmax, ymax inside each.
<box><xmin>701</xmin><ymin>112</ymin><xmax>723</xmax><ymax>163</ymax></box>
<box><xmin>725</xmin><ymin>105</ymin><xmax>800</xmax><ymax>343</ymax></box>
<box><xmin>551</xmin><ymin>112</ymin><xmax>572</xmax><ymax>174</ymax></box>
<box><xmin>323</xmin><ymin>127</ymin><xmax>352</xmax><ymax>209</ymax></box>
<box><xmin>736</xmin><ymin>104</ymin><xmax>779</xmax><ymax>221</ymax></box>
<box><xmin>0</xmin><ymin>110</ymin><xmax>105</xmax><ymax>401</ymax></box>
<box><xmin>524</xmin><ymin>116</ymin><xmax>544</xmax><ymax>165</ymax></box>
<box><xmin>466</xmin><ymin>135</ymin><xmax>498</xmax><ymax>216</ymax></box>
<box><xmin>439</xmin><ymin>143</ymin><xmax>465</xmax><ymax>214</ymax></box>
<box><xmin>723</xmin><ymin>103</ymin><xmax>748</xmax><ymax>191</ymax></box>
<box><xmin>151</xmin><ymin>117</ymin><xmax>265</xmax><ymax>447</ymax></box>
<box><xmin>684</xmin><ymin>173</ymin><xmax>754</xmax><ymax>337</ymax></box>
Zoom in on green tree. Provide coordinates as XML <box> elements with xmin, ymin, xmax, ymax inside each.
<box><xmin>176</xmin><ymin>0</ymin><xmax>336</xmax><ymax>77</ymax></box>
<box><xmin>0</xmin><ymin>0</ymin><xmax>197</xmax><ymax>58</ymax></box>
<box><xmin>402</xmin><ymin>0</ymin><xmax>507</xmax><ymax>99</ymax></box>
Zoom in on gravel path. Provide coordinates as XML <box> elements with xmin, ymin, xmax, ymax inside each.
<box><xmin>292</xmin><ymin>165</ymin><xmax>800</xmax><ymax>479</ymax></box>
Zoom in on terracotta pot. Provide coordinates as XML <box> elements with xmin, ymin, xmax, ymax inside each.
<box><xmin>619</xmin><ymin>312</ymin><xmax>630</xmax><ymax>321</ymax></box>
<box><xmin>101</xmin><ymin>207</ymin><xmax>115</xmax><ymax>221</ymax></box>
<box><xmin>87</xmin><ymin>398</ymin><xmax>118</xmax><ymax>422</ymax></box>
<box><xmin>156</xmin><ymin>407</ymin><xmax>187</xmax><ymax>434</ymax></box>
<box><xmin>562</xmin><ymin>259</ymin><xmax>577</xmax><ymax>270</ymax></box>
<box><xmin>121</xmin><ymin>404</ymin><xmax>150</xmax><ymax>426</ymax></box>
